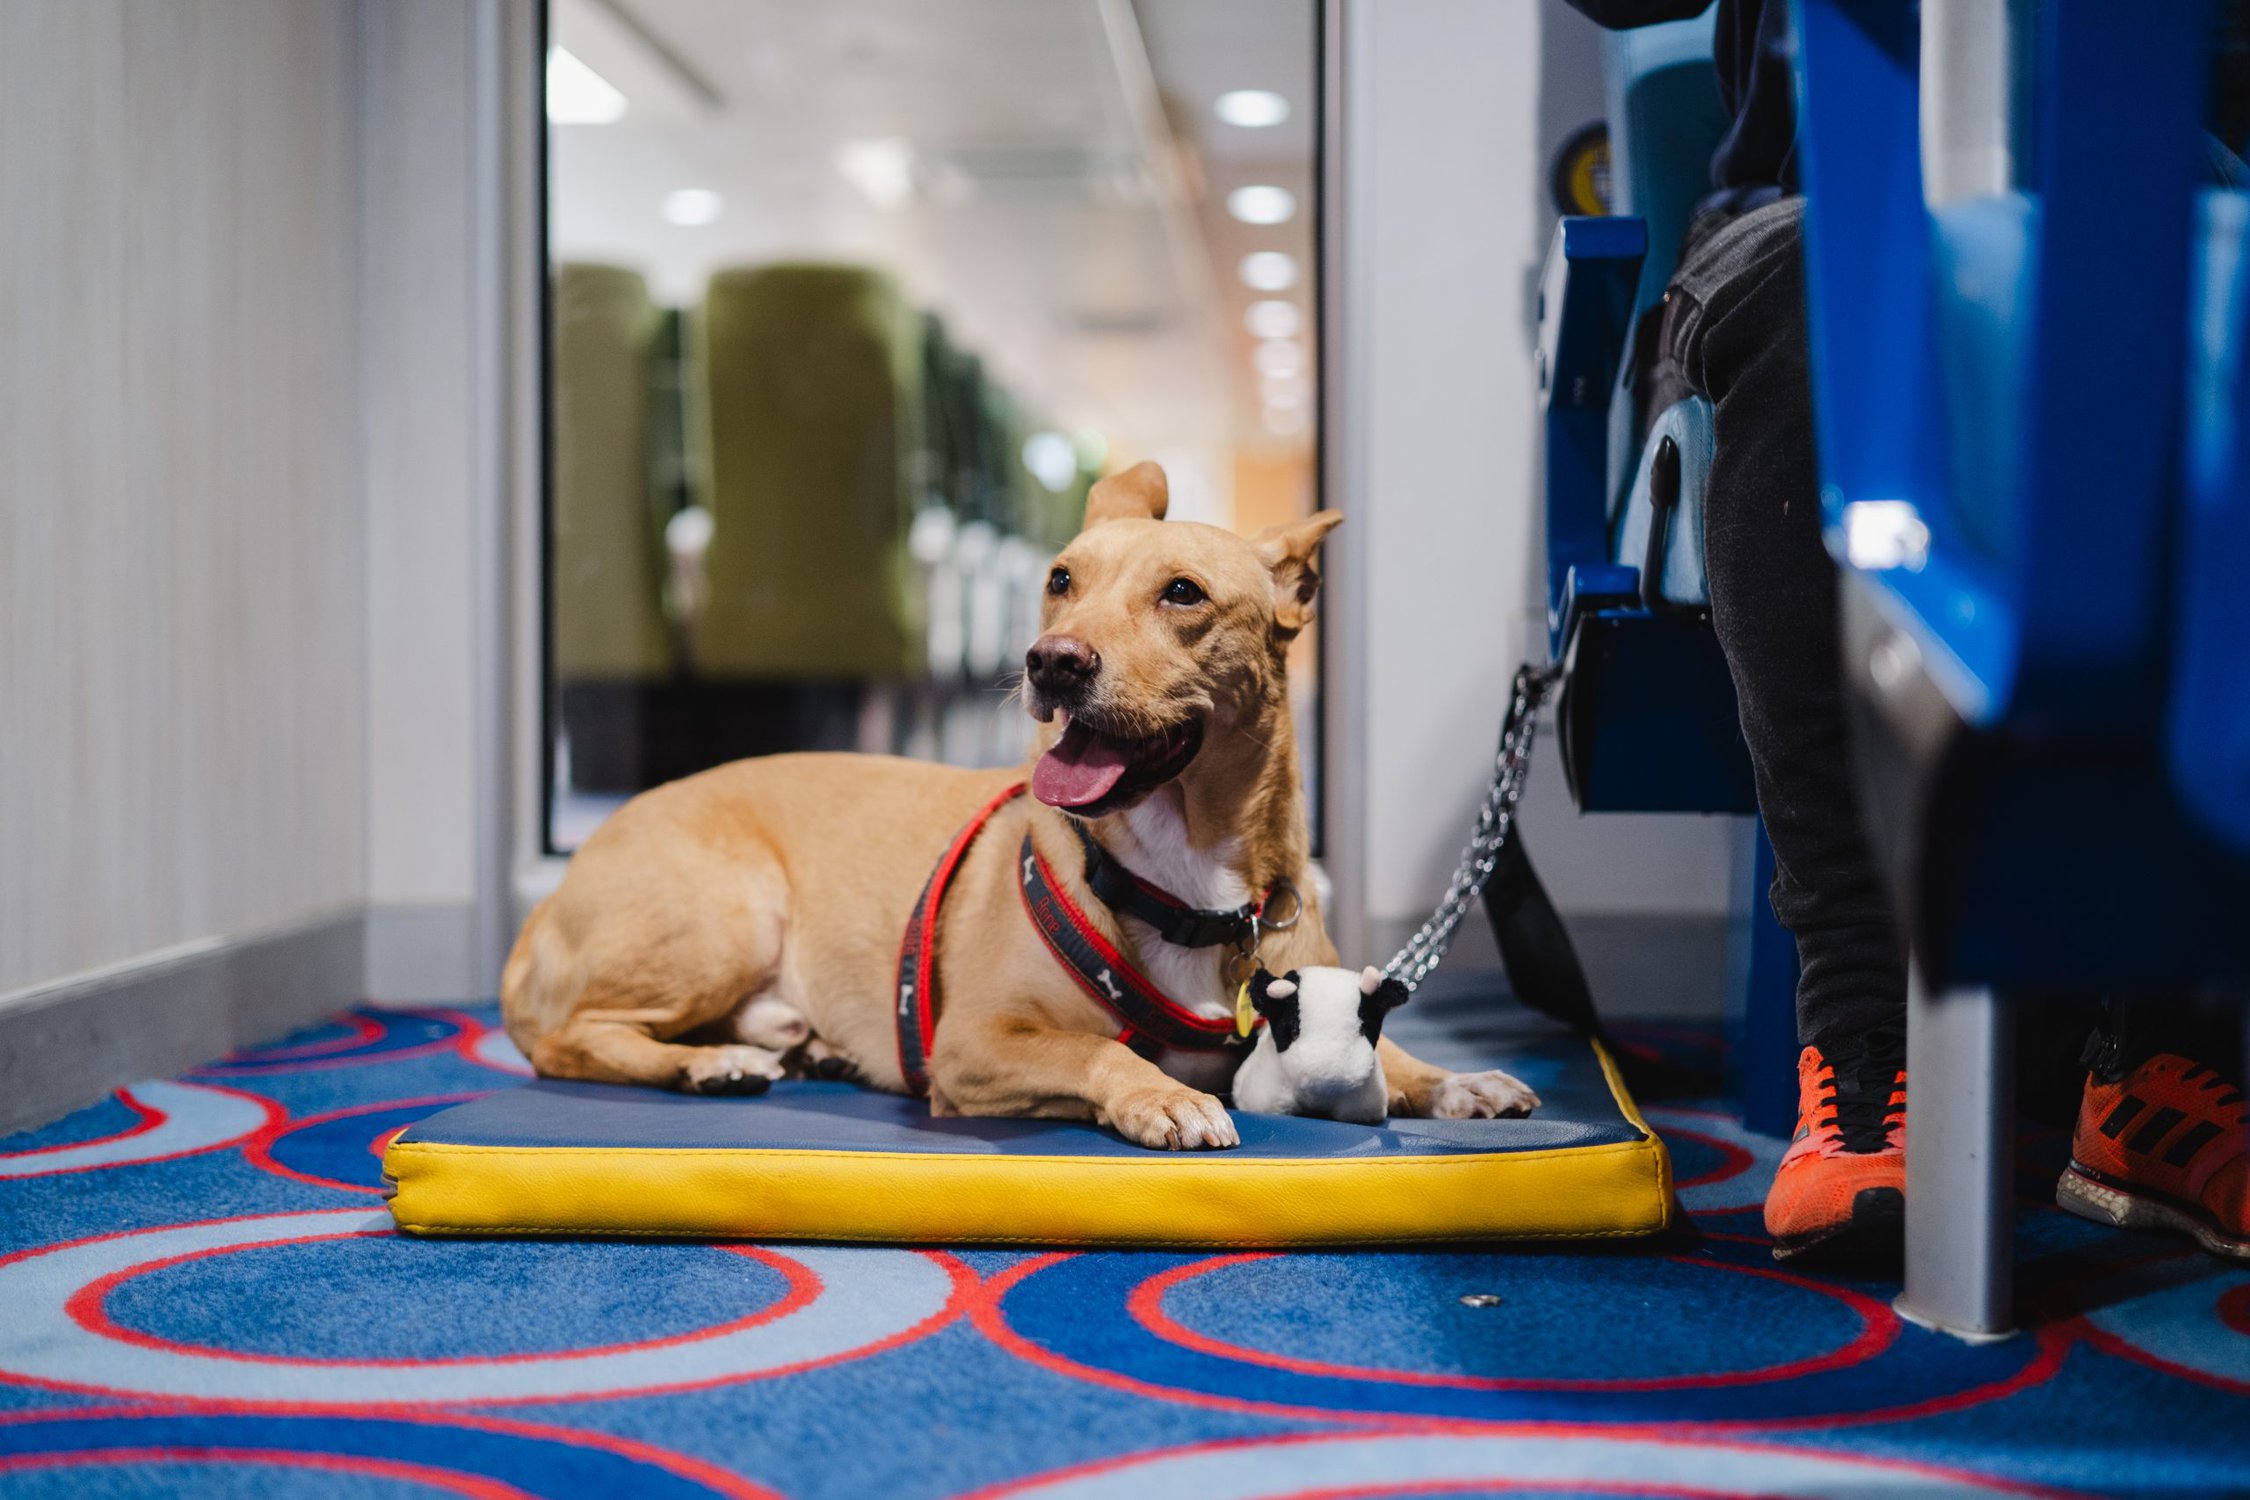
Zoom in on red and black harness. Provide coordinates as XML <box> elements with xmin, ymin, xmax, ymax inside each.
<box><xmin>893</xmin><ymin>783</ymin><xmax>1292</xmax><ymax>1097</ymax></box>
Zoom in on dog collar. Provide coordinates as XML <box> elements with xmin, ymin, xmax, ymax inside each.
<box><xmin>1068</xmin><ymin>820</ymin><xmax>1297</xmax><ymax>950</ymax></box>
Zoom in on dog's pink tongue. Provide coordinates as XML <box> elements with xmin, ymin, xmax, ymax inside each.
<box><xmin>1033</xmin><ymin>719</ymin><xmax>1132</xmax><ymax>808</ymax></box>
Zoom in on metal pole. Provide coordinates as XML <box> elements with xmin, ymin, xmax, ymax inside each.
<box><xmin>1896</xmin><ymin>962</ymin><xmax>2017</xmax><ymax>1341</ymax></box>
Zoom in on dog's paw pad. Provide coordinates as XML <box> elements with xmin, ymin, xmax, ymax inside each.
<box><xmin>681</xmin><ymin>1045</ymin><xmax>784</xmax><ymax>1096</ymax></box>
<box><xmin>1431</xmin><ymin>1070</ymin><xmax>1540</xmax><ymax>1120</ymax></box>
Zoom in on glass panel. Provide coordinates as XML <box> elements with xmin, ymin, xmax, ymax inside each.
<box><xmin>544</xmin><ymin>0</ymin><xmax>1321</xmax><ymax>851</ymax></box>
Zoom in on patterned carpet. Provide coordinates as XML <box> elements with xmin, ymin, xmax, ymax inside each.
<box><xmin>3</xmin><ymin>992</ymin><xmax>2248</xmax><ymax>1498</ymax></box>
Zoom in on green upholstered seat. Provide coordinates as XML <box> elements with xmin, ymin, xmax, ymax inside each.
<box><xmin>696</xmin><ymin>263</ymin><xmax>926</xmax><ymax>681</ymax></box>
<box><xmin>552</xmin><ymin>263</ymin><xmax>671</xmax><ymax>683</ymax></box>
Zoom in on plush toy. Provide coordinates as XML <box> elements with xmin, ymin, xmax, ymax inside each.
<box><xmin>1232</xmin><ymin>965</ymin><xmax>1409</xmax><ymax>1125</ymax></box>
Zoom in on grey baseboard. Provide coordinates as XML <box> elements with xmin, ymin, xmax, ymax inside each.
<box><xmin>1369</xmin><ymin>906</ymin><xmax>1733</xmax><ymax>1022</ymax></box>
<box><xmin>0</xmin><ymin>906</ymin><xmax>365</xmax><ymax>1135</ymax></box>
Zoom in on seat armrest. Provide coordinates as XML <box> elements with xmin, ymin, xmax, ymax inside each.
<box><xmin>1540</xmin><ymin>216</ymin><xmax>1648</xmax><ymax>656</ymax></box>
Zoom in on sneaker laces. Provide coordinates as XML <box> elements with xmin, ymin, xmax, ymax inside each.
<box><xmin>1817</xmin><ymin>1023</ymin><xmax>1906</xmax><ymax>1153</ymax></box>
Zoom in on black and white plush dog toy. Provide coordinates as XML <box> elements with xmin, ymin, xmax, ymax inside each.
<box><xmin>1233</xmin><ymin>965</ymin><xmax>1410</xmax><ymax>1124</ymax></box>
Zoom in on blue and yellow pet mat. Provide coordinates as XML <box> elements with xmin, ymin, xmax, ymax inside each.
<box><xmin>382</xmin><ymin>973</ymin><xmax>1673</xmax><ymax>1246</ymax></box>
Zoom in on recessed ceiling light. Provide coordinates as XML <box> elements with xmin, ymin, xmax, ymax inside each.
<box><xmin>1245</xmin><ymin>299</ymin><xmax>1301</xmax><ymax>340</ymax></box>
<box><xmin>1215</xmin><ymin>89</ymin><xmax>1290</xmax><ymax>128</ymax></box>
<box><xmin>1227</xmin><ymin>185</ymin><xmax>1296</xmax><ymax>226</ymax></box>
<box><xmin>662</xmin><ymin>188</ymin><xmax>724</xmax><ymax>227</ymax></box>
<box><xmin>1023</xmin><ymin>432</ymin><xmax>1077</xmax><ymax>494</ymax></box>
<box><xmin>1255</xmin><ymin>340</ymin><xmax>1306</xmax><ymax>379</ymax></box>
<box><xmin>546</xmin><ymin>48</ymin><xmax>627</xmax><ymax>125</ymax></box>
<box><xmin>1262</xmin><ymin>371</ymin><xmax>1310</xmax><ymax>404</ymax></box>
<box><xmin>1239</xmin><ymin>251</ymin><xmax>1298</xmax><ymax>292</ymax></box>
<box><xmin>1264</xmin><ymin>403</ymin><xmax>1310</xmax><ymax>437</ymax></box>
<box><xmin>835</xmin><ymin>137</ymin><xmax>916</xmax><ymax>209</ymax></box>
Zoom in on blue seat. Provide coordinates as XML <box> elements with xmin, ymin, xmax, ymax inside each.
<box><xmin>1793</xmin><ymin>0</ymin><xmax>2250</xmax><ymax>1338</ymax></box>
<box><xmin>2174</xmin><ymin>191</ymin><xmax>2250</xmax><ymax>862</ymax></box>
<box><xmin>1541</xmin><ymin>14</ymin><xmax>1751</xmax><ymax>816</ymax></box>
<box><xmin>1797</xmin><ymin>1</ymin><xmax>2250</xmax><ymax>987</ymax></box>
<box><xmin>1538</xmin><ymin>13</ymin><xmax>1799</xmax><ymax>1135</ymax></box>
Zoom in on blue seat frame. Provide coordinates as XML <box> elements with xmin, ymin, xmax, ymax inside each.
<box><xmin>1542</xmin><ymin>13</ymin><xmax>1753</xmax><ymax>818</ymax></box>
<box><xmin>1539</xmin><ymin>14</ymin><xmax>1799</xmax><ymax>1135</ymax></box>
<box><xmin>1793</xmin><ymin>0</ymin><xmax>2250</xmax><ymax>1337</ymax></box>
<box><xmin>1798</xmin><ymin>0</ymin><xmax>2250</xmax><ymax>984</ymax></box>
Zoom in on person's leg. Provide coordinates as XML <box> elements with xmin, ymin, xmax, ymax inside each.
<box><xmin>1658</xmin><ymin>198</ymin><xmax>1910</xmax><ymax>1260</ymax></box>
<box><xmin>1667</xmin><ymin>198</ymin><xmax>1908</xmax><ymax>1051</ymax></box>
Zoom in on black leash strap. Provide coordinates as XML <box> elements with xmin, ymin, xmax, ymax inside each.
<box><xmin>1481</xmin><ymin>829</ymin><xmax>1607</xmax><ymax>1043</ymax></box>
<box><xmin>1384</xmin><ymin>663</ymin><xmax>1609</xmax><ymax>1043</ymax></box>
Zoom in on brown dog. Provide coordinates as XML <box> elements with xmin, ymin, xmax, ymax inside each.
<box><xmin>501</xmin><ymin>461</ymin><xmax>1538</xmax><ymax>1148</ymax></box>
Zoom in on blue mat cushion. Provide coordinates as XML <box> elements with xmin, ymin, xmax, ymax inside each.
<box><xmin>382</xmin><ymin>991</ymin><xmax>1674</xmax><ymax>1248</ymax></box>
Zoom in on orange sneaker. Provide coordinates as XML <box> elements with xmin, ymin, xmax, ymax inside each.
<box><xmin>1764</xmin><ymin>1040</ymin><xmax>1907</xmax><ymax>1263</ymax></box>
<box><xmin>2057</xmin><ymin>1053</ymin><xmax>2248</xmax><ymax>1260</ymax></box>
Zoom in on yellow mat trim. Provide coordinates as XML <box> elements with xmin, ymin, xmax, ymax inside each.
<box><xmin>384</xmin><ymin>1040</ymin><xmax>1673</xmax><ymax>1247</ymax></box>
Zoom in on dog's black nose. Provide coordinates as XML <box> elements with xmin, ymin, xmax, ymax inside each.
<box><xmin>1026</xmin><ymin>633</ymin><xmax>1100</xmax><ymax>697</ymax></box>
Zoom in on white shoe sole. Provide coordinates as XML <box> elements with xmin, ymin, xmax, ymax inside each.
<box><xmin>2057</xmin><ymin>1166</ymin><xmax>2250</xmax><ymax>1261</ymax></box>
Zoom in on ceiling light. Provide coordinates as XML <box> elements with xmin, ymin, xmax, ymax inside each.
<box><xmin>1239</xmin><ymin>251</ymin><xmax>1298</xmax><ymax>292</ymax></box>
<box><xmin>1023</xmin><ymin>432</ymin><xmax>1077</xmax><ymax>494</ymax></box>
<box><xmin>1245</xmin><ymin>300</ymin><xmax>1301</xmax><ymax>340</ymax></box>
<box><xmin>1215</xmin><ymin>90</ymin><xmax>1290</xmax><ymax>128</ymax></box>
<box><xmin>835</xmin><ymin>137</ymin><xmax>916</xmax><ymax>209</ymax></box>
<box><xmin>547</xmin><ymin>48</ymin><xmax>628</xmax><ymax>125</ymax></box>
<box><xmin>1264</xmin><ymin>404</ymin><xmax>1310</xmax><ymax>437</ymax></box>
<box><xmin>1255</xmin><ymin>339</ymin><xmax>1306</xmax><ymax>379</ymax></box>
<box><xmin>662</xmin><ymin>188</ymin><xmax>724</xmax><ymax>227</ymax></box>
<box><xmin>1262</xmin><ymin>371</ymin><xmax>1310</xmax><ymax>405</ymax></box>
<box><xmin>1227</xmin><ymin>185</ymin><xmax>1296</xmax><ymax>225</ymax></box>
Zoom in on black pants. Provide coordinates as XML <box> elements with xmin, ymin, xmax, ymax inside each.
<box><xmin>1651</xmin><ymin>197</ymin><xmax>1906</xmax><ymax>1055</ymax></box>
<box><xmin>1657</xmin><ymin>198</ymin><xmax>2243</xmax><ymax>1081</ymax></box>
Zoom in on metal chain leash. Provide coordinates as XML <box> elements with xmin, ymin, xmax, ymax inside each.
<box><xmin>1383</xmin><ymin>662</ymin><xmax>1559</xmax><ymax>990</ymax></box>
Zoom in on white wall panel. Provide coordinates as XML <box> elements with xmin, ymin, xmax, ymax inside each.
<box><xmin>359</xmin><ymin>0</ymin><xmax>483</xmax><ymax>912</ymax></box>
<box><xmin>1350</xmin><ymin>0</ymin><xmax>1740</xmax><ymax>951</ymax></box>
<box><xmin>0</xmin><ymin>0</ymin><xmax>366</xmax><ymax>995</ymax></box>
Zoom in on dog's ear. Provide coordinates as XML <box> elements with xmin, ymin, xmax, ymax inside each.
<box><xmin>1251</xmin><ymin>510</ymin><xmax>1344</xmax><ymax>639</ymax></box>
<box><xmin>1082</xmin><ymin>460</ymin><xmax>1169</xmax><ymax>529</ymax></box>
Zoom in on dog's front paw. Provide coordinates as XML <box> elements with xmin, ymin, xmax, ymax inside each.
<box><xmin>1109</xmin><ymin>1087</ymin><xmax>1241</xmax><ymax>1150</ymax></box>
<box><xmin>680</xmin><ymin>1044</ymin><xmax>785</xmax><ymax>1096</ymax></box>
<box><xmin>1428</xmin><ymin>1069</ymin><xmax>1541</xmax><ymax>1120</ymax></box>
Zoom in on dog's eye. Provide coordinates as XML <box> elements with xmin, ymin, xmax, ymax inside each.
<box><xmin>1047</xmin><ymin>567</ymin><xmax>1071</xmax><ymax>597</ymax></box>
<box><xmin>1161</xmin><ymin>577</ymin><xmax>1207</xmax><ymax>607</ymax></box>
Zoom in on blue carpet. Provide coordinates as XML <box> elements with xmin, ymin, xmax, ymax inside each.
<box><xmin>2</xmin><ymin>995</ymin><xmax>2248</xmax><ymax>1497</ymax></box>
